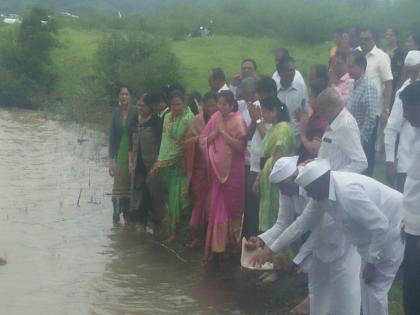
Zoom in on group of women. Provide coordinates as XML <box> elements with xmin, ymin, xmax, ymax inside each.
<box><xmin>107</xmin><ymin>75</ymin><xmax>317</xmax><ymax>268</ymax></box>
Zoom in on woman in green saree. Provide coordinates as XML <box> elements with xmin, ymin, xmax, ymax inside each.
<box><xmin>255</xmin><ymin>96</ymin><xmax>295</xmax><ymax>232</ymax></box>
<box><xmin>150</xmin><ymin>90</ymin><xmax>194</xmax><ymax>243</ymax></box>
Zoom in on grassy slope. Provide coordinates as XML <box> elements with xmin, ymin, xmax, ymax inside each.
<box><xmin>22</xmin><ymin>27</ymin><xmax>404</xmax><ymax>314</ymax></box>
<box><xmin>172</xmin><ymin>35</ymin><xmax>330</xmax><ymax>92</ymax></box>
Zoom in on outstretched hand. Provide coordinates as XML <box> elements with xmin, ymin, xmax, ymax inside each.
<box><xmin>249</xmin><ymin>249</ymin><xmax>274</xmax><ymax>268</ymax></box>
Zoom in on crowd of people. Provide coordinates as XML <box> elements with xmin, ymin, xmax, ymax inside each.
<box><xmin>108</xmin><ymin>26</ymin><xmax>420</xmax><ymax>315</ymax></box>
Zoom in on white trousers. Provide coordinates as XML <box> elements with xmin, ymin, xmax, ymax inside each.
<box><xmin>308</xmin><ymin>245</ymin><xmax>361</xmax><ymax>315</ymax></box>
<box><xmin>360</xmin><ymin>234</ymin><xmax>404</xmax><ymax>315</ymax></box>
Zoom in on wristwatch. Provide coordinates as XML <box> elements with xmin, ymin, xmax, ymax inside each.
<box><xmin>256</xmin><ymin>118</ymin><xmax>263</xmax><ymax>125</ymax></box>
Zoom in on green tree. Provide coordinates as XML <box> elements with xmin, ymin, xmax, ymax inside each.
<box><xmin>96</xmin><ymin>32</ymin><xmax>181</xmax><ymax>104</ymax></box>
<box><xmin>0</xmin><ymin>6</ymin><xmax>59</xmax><ymax>108</ymax></box>
<box><xmin>18</xmin><ymin>6</ymin><xmax>59</xmax><ymax>93</ymax></box>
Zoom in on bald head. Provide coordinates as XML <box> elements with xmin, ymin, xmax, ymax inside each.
<box><xmin>317</xmin><ymin>87</ymin><xmax>344</xmax><ymax>123</ymax></box>
<box><xmin>241</xmin><ymin>77</ymin><xmax>257</xmax><ymax>102</ymax></box>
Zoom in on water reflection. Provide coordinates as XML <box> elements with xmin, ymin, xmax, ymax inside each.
<box><xmin>0</xmin><ymin>108</ymin><xmax>303</xmax><ymax>315</ymax></box>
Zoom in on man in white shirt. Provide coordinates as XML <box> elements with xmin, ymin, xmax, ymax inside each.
<box><xmin>251</xmin><ymin>87</ymin><xmax>367</xmax><ymax>315</ymax></box>
<box><xmin>208</xmin><ymin>67</ymin><xmax>230</xmax><ymax>93</ymax></box>
<box><xmin>399</xmin><ymin>80</ymin><xmax>420</xmax><ymax>315</ymax></box>
<box><xmin>360</xmin><ymin>28</ymin><xmax>393</xmax><ymax>155</ymax></box>
<box><xmin>272</xmin><ymin>47</ymin><xmax>306</xmax><ymax>89</ymax></box>
<box><xmin>247</xmin><ymin>156</ymin><xmax>356</xmax><ymax>315</ymax></box>
<box><xmin>276</xmin><ymin>55</ymin><xmax>309</xmax><ymax>137</ymax></box>
<box><xmin>384</xmin><ymin>51</ymin><xmax>420</xmax><ymax>192</ymax></box>
<box><xmin>254</xmin><ymin>159</ymin><xmax>404</xmax><ymax>315</ymax></box>
<box><xmin>317</xmin><ymin>87</ymin><xmax>368</xmax><ymax>172</ymax></box>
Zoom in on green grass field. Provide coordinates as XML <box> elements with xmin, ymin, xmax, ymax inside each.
<box><xmin>51</xmin><ymin>28</ymin><xmax>330</xmax><ymax>109</ymax></box>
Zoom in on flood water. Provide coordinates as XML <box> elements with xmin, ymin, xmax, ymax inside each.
<box><xmin>0</xmin><ymin>108</ymin><xmax>304</xmax><ymax>315</ymax></box>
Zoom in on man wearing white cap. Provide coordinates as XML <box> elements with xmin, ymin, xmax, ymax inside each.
<box><xmin>249</xmin><ymin>156</ymin><xmax>361</xmax><ymax>315</ymax></box>
<box><xmin>384</xmin><ymin>50</ymin><xmax>420</xmax><ymax>192</ymax></box>
<box><xmin>246</xmin><ymin>156</ymin><xmax>311</xmax><ymax>313</ymax></box>
<box><xmin>259</xmin><ymin>159</ymin><xmax>404</xmax><ymax>315</ymax></box>
<box><xmin>399</xmin><ymin>80</ymin><xmax>420</xmax><ymax>315</ymax></box>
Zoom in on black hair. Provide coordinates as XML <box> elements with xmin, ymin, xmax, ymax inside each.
<box><xmin>261</xmin><ymin>96</ymin><xmax>290</xmax><ymax>122</ymax></box>
<box><xmin>210</xmin><ymin>67</ymin><xmax>225</xmax><ymax>81</ymax></box>
<box><xmin>256</xmin><ymin>76</ymin><xmax>277</xmax><ymax>96</ymax></box>
<box><xmin>387</xmin><ymin>26</ymin><xmax>401</xmax><ymax>42</ymax></box>
<box><xmin>203</xmin><ymin>91</ymin><xmax>218</xmax><ymax>104</ymax></box>
<box><xmin>335</xmin><ymin>51</ymin><xmax>348</xmax><ymax>63</ymax></box>
<box><xmin>310</xmin><ymin>64</ymin><xmax>329</xmax><ymax>97</ymax></box>
<box><xmin>276</xmin><ymin>56</ymin><xmax>295</xmax><ymax>73</ymax></box>
<box><xmin>168</xmin><ymin>89</ymin><xmax>185</xmax><ymax>103</ymax></box>
<box><xmin>360</xmin><ymin>27</ymin><xmax>378</xmax><ymax>41</ymax></box>
<box><xmin>311</xmin><ymin>64</ymin><xmax>329</xmax><ymax>86</ymax></box>
<box><xmin>400</xmin><ymin>81</ymin><xmax>420</xmax><ymax>106</ymax></box>
<box><xmin>218</xmin><ymin>90</ymin><xmax>238</xmax><ymax>112</ymax></box>
<box><xmin>187</xmin><ymin>91</ymin><xmax>201</xmax><ymax>115</ymax></box>
<box><xmin>144</xmin><ymin>88</ymin><xmax>167</xmax><ymax>106</ymax></box>
<box><xmin>168</xmin><ymin>83</ymin><xmax>186</xmax><ymax>98</ymax></box>
<box><xmin>119</xmin><ymin>86</ymin><xmax>132</xmax><ymax>95</ymax></box>
<box><xmin>138</xmin><ymin>94</ymin><xmax>153</xmax><ymax>110</ymax></box>
<box><xmin>349</xmin><ymin>50</ymin><xmax>367</xmax><ymax>70</ymax></box>
<box><xmin>409</xmin><ymin>33</ymin><xmax>420</xmax><ymax>50</ymax></box>
<box><xmin>242</xmin><ymin>58</ymin><xmax>257</xmax><ymax>70</ymax></box>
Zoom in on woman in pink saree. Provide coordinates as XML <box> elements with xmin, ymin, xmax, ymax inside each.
<box><xmin>185</xmin><ymin>92</ymin><xmax>218</xmax><ymax>248</ymax></box>
<box><xmin>201</xmin><ymin>90</ymin><xmax>248</xmax><ymax>265</ymax></box>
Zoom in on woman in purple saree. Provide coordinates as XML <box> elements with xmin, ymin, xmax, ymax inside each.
<box><xmin>201</xmin><ymin>91</ymin><xmax>248</xmax><ymax>265</ymax></box>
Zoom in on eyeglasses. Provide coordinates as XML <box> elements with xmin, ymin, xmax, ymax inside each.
<box><xmin>360</xmin><ymin>37</ymin><xmax>373</xmax><ymax>42</ymax></box>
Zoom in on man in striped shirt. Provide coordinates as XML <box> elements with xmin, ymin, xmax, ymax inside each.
<box><xmin>347</xmin><ymin>50</ymin><xmax>378</xmax><ymax>177</ymax></box>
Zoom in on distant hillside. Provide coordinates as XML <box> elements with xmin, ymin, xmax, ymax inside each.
<box><xmin>0</xmin><ymin>0</ymin><xmax>221</xmax><ymax>15</ymax></box>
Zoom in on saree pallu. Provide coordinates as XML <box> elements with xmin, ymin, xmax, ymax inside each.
<box><xmin>258</xmin><ymin>122</ymin><xmax>295</xmax><ymax>231</ymax></box>
<box><xmin>185</xmin><ymin>114</ymin><xmax>211</xmax><ymax>231</ymax></box>
<box><xmin>158</xmin><ymin>108</ymin><xmax>194</xmax><ymax>232</ymax></box>
<box><xmin>201</xmin><ymin>111</ymin><xmax>247</xmax><ymax>257</ymax></box>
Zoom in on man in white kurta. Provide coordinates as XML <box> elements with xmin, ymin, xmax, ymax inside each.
<box><xmin>399</xmin><ymin>80</ymin><xmax>420</xmax><ymax>315</ymax></box>
<box><xmin>249</xmin><ymin>156</ymin><xmax>360</xmax><ymax>315</ymax></box>
<box><xmin>260</xmin><ymin>159</ymin><xmax>404</xmax><ymax>315</ymax></box>
<box><xmin>384</xmin><ymin>50</ymin><xmax>420</xmax><ymax>192</ymax></box>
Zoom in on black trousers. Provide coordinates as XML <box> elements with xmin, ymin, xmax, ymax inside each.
<box><xmin>403</xmin><ymin>232</ymin><xmax>420</xmax><ymax>315</ymax></box>
<box><xmin>242</xmin><ymin>168</ymin><xmax>260</xmax><ymax>238</ymax></box>
<box><xmin>362</xmin><ymin>118</ymin><xmax>378</xmax><ymax>177</ymax></box>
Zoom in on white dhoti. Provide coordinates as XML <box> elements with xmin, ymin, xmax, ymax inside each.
<box><xmin>360</xmin><ymin>229</ymin><xmax>404</xmax><ymax>315</ymax></box>
<box><xmin>308</xmin><ymin>245</ymin><xmax>361</xmax><ymax>315</ymax></box>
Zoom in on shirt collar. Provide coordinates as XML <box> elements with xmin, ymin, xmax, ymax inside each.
<box><xmin>366</xmin><ymin>45</ymin><xmax>379</xmax><ymax>57</ymax></box>
<box><xmin>328</xmin><ymin>172</ymin><xmax>336</xmax><ymax>201</ymax></box>
<box><xmin>339</xmin><ymin>73</ymin><xmax>351</xmax><ymax>82</ymax></box>
<box><xmin>218</xmin><ymin>83</ymin><xmax>229</xmax><ymax>93</ymax></box>
<box><xmin>278</xmin><ymin>79</ymin><xmax>298</xmax><ymax>92</ymax></box>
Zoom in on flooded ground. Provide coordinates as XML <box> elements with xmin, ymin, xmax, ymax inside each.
<box><xmin>0</xmin><ymin>108</ymin><xmax>305</xmax><ymax>315</ymax></box>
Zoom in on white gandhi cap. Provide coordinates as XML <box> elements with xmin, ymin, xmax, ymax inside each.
<box><xmin>404</xmin><ymin>50</ymin><xmax>420</xmax><ymax>67</ymax></box>
<box><xmin>269</xmin><ymin>155</ymin><xmax>299</xmax><ymax>184</ymax></box>
<box><xmin>295</xmin><ymin>158</ymin><xmax>331</xmax><ymax>187</ymax></box>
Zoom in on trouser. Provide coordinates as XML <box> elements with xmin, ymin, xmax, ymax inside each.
<box><xmin>242</xmin><ymin>168</ymin><xmax>260</xmax><ymax>238</ymax></box>
<box><xmin>308</xmin><ymin>245</ymin><xmax>361</xmax><ymax>315</ymax></box>
<box><xmin>362</xmin><ymin>118</ymin><xmax>378</xmax><ymax>177</ymax></box>
<box><xmin>112</xmin><ymin>197</ymin><xmax>129</xmax><ymax>221</ymax></box>
<box><xmin>394</xmin><ymin>173</ymin><xmax>407</xmax><ymax>193</ymax></box>
<box><xmin>403</xmin><ymin>233</ymin><xmax>420</xmax><ymax>315</ymax></box>
<box><xmin>360</xmin><ymin>236</ymin><xmax>404</xmax><ymax>315</ymax></box>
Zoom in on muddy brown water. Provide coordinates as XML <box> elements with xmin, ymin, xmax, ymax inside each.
<box><xmin>0</xmin><ymin>108</ymin><xmax>304</xmax><ymax>315</ymax></box>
